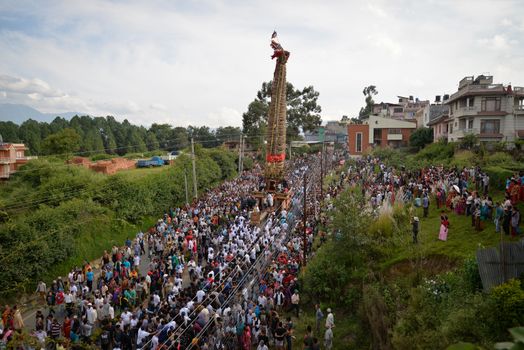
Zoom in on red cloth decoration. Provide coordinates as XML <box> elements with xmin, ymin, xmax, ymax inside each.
<box><xmin>266</xmin><ymin>153</ymin><xmax>286</xmax><ymax>163</ymax></box>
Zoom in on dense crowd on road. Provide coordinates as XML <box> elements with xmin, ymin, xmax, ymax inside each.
<box><xmin>0</xmin><ymin>152</ymin><xmax>341</xmax><ymax>350</ymax></box>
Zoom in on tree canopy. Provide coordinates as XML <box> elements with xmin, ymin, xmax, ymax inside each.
<box><xmin>0</xmin><ymin>117</ymin><xmax>241</xmax><ymax>156</ymax></box>
<box><xmin>359</xmin><ymin>85</ymin><xmax>378</xmax><ymax>119</ymax></box>
<box><xmin>409</xmin><ymin>127</ymin><xmax>434</xmax><ymax>150</ymax></box>
<box><xmin>242</xmin><ymin>81</ymin><xmax>322</xmax><ymax>148</ymax></box>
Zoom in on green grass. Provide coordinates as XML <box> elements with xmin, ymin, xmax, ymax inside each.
<box><xmin>382</xmin><ymin>195</ymin><xmax>522</xmax><ymax>270</ymax></box>
<box><xmin>115</xmin><ymin>165</ymin><xmax>172</xmax><ymax>180</ymax></box>
<box><xmin>282</xmin><ymin>307</ymin><xmax>361</xmax><ymax>350</ymax></box>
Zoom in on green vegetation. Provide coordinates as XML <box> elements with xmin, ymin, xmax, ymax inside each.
<box><xmin>242</xmin><ymin>81</ymin><xmax>322</xmax><ymax>149</ymax></box>
<box><xmin>0</xmin><ymin>146</ymin><xmax>238</xmax><ymax>301</ymax></box>
<box><xmin>410</xmin><ymin>127</ymin><xmax>434</xmax><ymax>151</ymax></box>
<box><xmin>369</xmin><ymin>141</ymin><xmax>524</xmax><ymax>190</ymax></box>
<box><xmin>0</xmin><ymin>115</ymin><xmax>242</xmax><ymax>156</ymax></box>
<box><xmin>296</xmin><ymin>142</ymin><xmax>524</xmax><ymax>349</ymax></box>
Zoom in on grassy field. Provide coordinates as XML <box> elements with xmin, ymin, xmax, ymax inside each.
<box><xmin>116</xmin><ymin>164</ymin><xmax>173</xmax><ymax>179</ymax></box>
<box><xmin>383</xmin><ymin>194</ymin><xmax>523</xmax><ymax>270</ymax></box>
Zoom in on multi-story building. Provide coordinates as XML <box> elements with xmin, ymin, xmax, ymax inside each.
<box><xmin>445</xmin><ymin>75</ymin><xmax>524</xmax><ymax>144</ymax></box>
<box><xmin>346</xmin><ymin>115</ymin><xmax>417</xmax><ymax>156</ymax></box>
<box><xmin>0</xmin><ymin>139</ymin><xmax>28</xmax><ymax>180</ymax></box>
<box><xmin>371</xmin><ymin>96</ymin><xmax>430</xmax><ymax>122</ymax></box>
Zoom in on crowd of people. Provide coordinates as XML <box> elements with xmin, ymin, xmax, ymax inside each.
<box><xmin>342</xmin><ymin>157</ymin><xmax>523</xmax><ymax>242</ymax></box>
<box><xmin>0</xmin><ymin>152</ymin><xmax>343</xmax><ymax>350</ymax></box>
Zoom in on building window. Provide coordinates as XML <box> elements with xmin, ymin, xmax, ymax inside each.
<box><xmin>356</xmin><ymin>132</ymin><xmax>362</xmax><ymax>153</ymax></box>
<box><xmin>388</xmin><ymin>128</ymin><xmax>402</xmax><ymax>134</ymax></box>
<box><xmin>393</xmin><ymin>108</ymin><xmax>403</xmax><ymax>113</ymax></box>
<box><xmin>480</xmin><ymin>119</ymin><xmax>500</xmax><ymax>134</ymax></box>
<box><xmin>468</xmin><ymin>119</ymin><xmax>474</xmax><ymax>129</ymax></box>
<box><xmin>481</xmin><ymin>97</ymin><xmax>501</xmax><ymax>111</ymax></box>
<box><xmin>449</xmin><ymin>124</ymin><xmax>453</xmax><ymax>134</ymax></box>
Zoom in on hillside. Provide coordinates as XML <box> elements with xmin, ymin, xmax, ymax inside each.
<box><xmin>0</xmin><ymin>103</ymin><xmax>82</xmax><ymax>124</ymax></box>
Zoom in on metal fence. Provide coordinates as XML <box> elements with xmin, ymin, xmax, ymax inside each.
<box><xmin>476</xmin><ymin>239</ymin><xmax>524</xmax><ymax>292</ymax></box>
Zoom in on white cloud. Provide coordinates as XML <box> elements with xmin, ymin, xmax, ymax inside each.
<box><xmin>150</xmin><ymin>103</ymin><xmax>167</xmax><ymax>112</ymax></box>
<box><xmin>0</xmin><ymin>0</ymin><xmax>523</xmax><ymax>124</ymax></box>
<box><xmin>367</xmin><ymin>3</ymin><xmax>387</xmax><ymax>18</ymax></box>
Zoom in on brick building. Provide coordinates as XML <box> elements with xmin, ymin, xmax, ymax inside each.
<box><xmin>347</xmin><ymin>115</ymin><xmax>417</xmax><ymax>156</ymax></box>
<box><xmin>0</xmin><ymin>141</ymin><xmax>28</xmax><ymax>180</ymax></box>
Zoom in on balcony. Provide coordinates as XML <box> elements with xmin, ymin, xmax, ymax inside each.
<box><xmin>387</xmin><ymin>134</ymin><xmax>403</xmax><ymax>141</ymax></box>
<box><xmin>454</xmin><ymin>106</ymin><xmax>478</xmax><ymax>117</ymax></box>
<box><xmin>514</xmin><ymin>87</ymin><xmax>524</xmax><ymax>95</ymax></box>
<box><xmin>515</xmin><ymin>105</ymin><xmax>524</xmax><ymax>114</ymax></box>
<box><xmin>454</xmin><ymin>128</ymin><xmax>478</xmax><ymax>138</ymax></box>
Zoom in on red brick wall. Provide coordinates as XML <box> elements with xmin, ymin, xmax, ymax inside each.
<box><xmin>347</xmin><ymin>124</ymin><xmax>369</xmax><ymax>155</ymax></box>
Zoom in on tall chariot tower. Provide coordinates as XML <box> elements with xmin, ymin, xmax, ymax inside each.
<box><xmin>265</xmin><ymin>31</ymin><xmax>290</xmax><ymax>190</ymax></box>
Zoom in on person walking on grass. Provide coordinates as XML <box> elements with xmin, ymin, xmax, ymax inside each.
<box><xmin>412</xmin><ymin>217</ymin><xmax>419</xmax><ymax>244</ymax></box>
<box><xmin>315</xmin><ymin>304</ymin><xmax>323</xmax><ymax>334</ymax></box>
<box><xmin>324</xmin><ymin>326</ymin><xmax>334</xmax><ymax>350</ymax></box>
<box><xmin>511</xmin><ymin>207</ymin><xmax>521</xmax><ymax>237</ymax></box>
<box><xmin>494</xmin><ymin>202</ymin><xmax>504</xmax><ymax>233</ymax></box>
<box><xmin>325</xmin><ymin>308</ymin><xmax>334</xmax><ymax>329</ymax></box>
<box><xmin>438</xmin><ymin>213</ymin><xmax>449</xmax><ymax>241</ymax></box>
<box><xmin>422</xmin><ymin>193</ymin><xmax>429</xmax><ymax>218</ymax></box>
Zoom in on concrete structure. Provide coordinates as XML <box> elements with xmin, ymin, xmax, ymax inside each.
<box><xmin>416</xmin><ymin>104</ymin><xmax>450</xmax><ymax>128</ymax></box>
<box><xmin>346</xmin><ymin>115</ymin><xmax>417</xmax><ymax>156</ymax></box>
<box><xmin>427</xmin><ymin>114</ymin><xmax>450</xmax><ymax>142</ymax></box>
<box><xmin>0</xmin><ymin>141</ymin><xmax>28</xmax><ymax>179</ymax></box>
<box><xmin>371</xmin><ymin>96</ymin><xmax>430</xmax><ymax>122</ymax></box>
<box><xmin>445</xmin><ymin>75</ymin><xmax>524</xmax><ymax>144</ymax></box>
<box><xmin>304</xmin><ymin>121</ymin><xmax>348</xmax><ymax>143</ymax></box>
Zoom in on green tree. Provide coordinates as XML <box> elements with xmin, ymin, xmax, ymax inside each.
<box><xmin>410</xmin><ymin>127</ymin><xmax>434</xmax><ymax>150</ymax></box>
<box><xmin>215</xmin><ymin>126</ymin><xmax>241</xmax><ymax>143</ymax></box>
<box><xmin>149</xmin><ymin>123</ymin><xmax>174</xmax><ymax>150</ymax></box>
<box><xmin>145</xmin><ymin>132</ymin><xmax>160</xmax><ymax>151</ymax></box>
<box><xmin>0</xmin><ymin>121</ymin><xmax>20</xmax><ymax>143</ymax></box>
<box><xmin>41</xmin><ymin>128</ymin><xmax>81</xmax><ymax>156</ymax></box>
<box><xmin>188</xmin><ymin>126</ymin><xmax>217</xmax><ymax>148</ymax></box>
<box><xmin>18</xmin><ymin>119</ymin><xmax>43</xmax><ymax>155</ymax></box>
<box><xmin>359</xmin><ymin>85</ymin><xmax>378</xmax><ymax>118</ymax></box>
<box><xmin>172</xmin><ymin>127</ymin><xmax>189</xmax><ymax>150</ymax></box>
<box><xmin>242</xmin><ymin>81</ymin><xmax>322</xmax><ymax>143</ymax></box>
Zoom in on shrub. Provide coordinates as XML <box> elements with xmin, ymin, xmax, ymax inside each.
<box><xmin>90</xmin><ymin>153</ymin><xmax>115</xmax><ymax>161</ymax></box>
<box><xmin>485</xmin><ymin>166</ymin><xmax>514</xmax><ymax>190</ymax></box>
<box><xmin>414</xmin><ymin>141</ymin><xmax>455</xmax><ymax>163</ymax></box>
<box><xmin>484</xmin><ymin>152</ymin><xmax>515</xmax><ymax>167</ymax></box>
<box><xmin>450</xmin><ymin>151</ymin><xmax>478</xmax><ymax>168</ymax></box>
<box><xmin>488</xmin><ymin>279</ymin><xmax>524</xmax><ymax>335</ymax></box>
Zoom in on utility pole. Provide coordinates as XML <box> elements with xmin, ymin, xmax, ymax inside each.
<box><xmin>184</xmin><ymin>168</ymin><xmax>189</xmax><ymax>205</ymax></box>
<box><xmin>303</xmin><ymin>172</ymin><xmax>307</xmax><ymax>266</ymax></box>
<box><xmin>191</xmin><ymin>138</ymin><xmax>198</xmax><ymax>199</ymax></box>
<box><xmin>320</xmin><ymin>141</ymin><xmax>324</xmax><ymax>200</ymax></box>
<box><xmin>238</xmin><ymin>134</ymin><xmax>243</xmax><ymax>175</ymax></box>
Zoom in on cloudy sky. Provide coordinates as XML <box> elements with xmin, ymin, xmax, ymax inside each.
<box><xmin>1</xmin><ymin>0</ymin><xmax>523</xmax><ymax>127</ymax></box>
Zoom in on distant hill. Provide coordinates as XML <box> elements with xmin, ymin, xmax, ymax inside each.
<box><xmin>0</xmin><ymin>103</ymin><xmax>84</xmax><ymax>124</ymax></box>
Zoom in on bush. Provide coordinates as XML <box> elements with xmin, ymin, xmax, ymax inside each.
<box><xmin>484</xmin><ymin>152</ymin><xmax>515</xmax><ymax>167</ymax></box>
<box><xmin>488</xmin><ymin>279</ymin><xmax>524</xmax><ymax>335</ymax></box>
<box><xmin>450</xmin><ymin>151</ymin><xmax>478</xmax><ymax>168</ymax></box>
<box><xmin>414</xmin><ymin>142</ymin><xmax>455</xmax><ymax>163</ymax></box>
<box><xmin>485</xmin><ymin>166</ymin><xmax>514</xmax><ymax>190</ymax></box>
<box><xmin>90</xmin><ymin>153</ymin><xmax>115</xmax><ymax>161</ymax></box>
